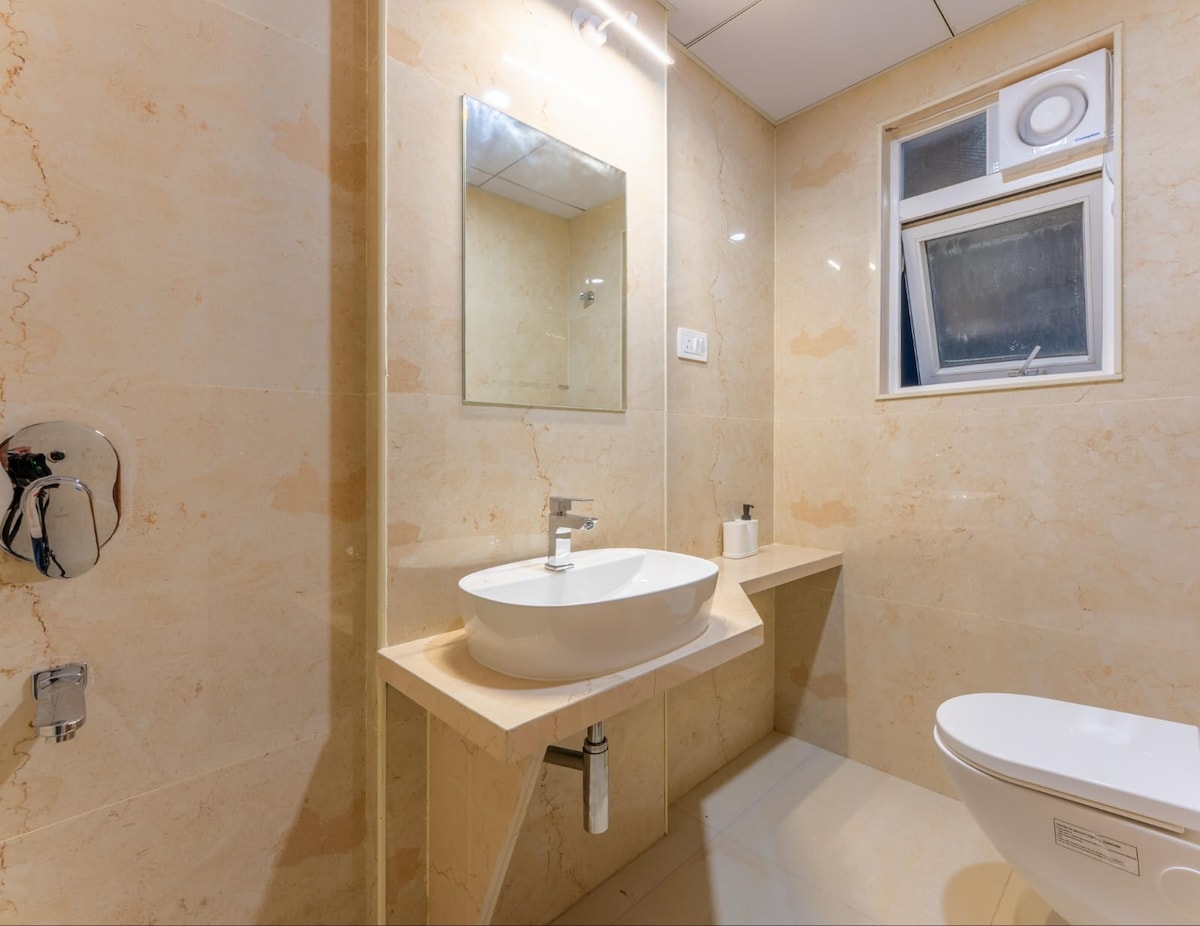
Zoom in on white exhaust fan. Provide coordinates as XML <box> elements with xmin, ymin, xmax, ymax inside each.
<box><xmin>997</xmin><ymin>49</ymin><xmax>1111</xmax><ymax>174</ymax></box>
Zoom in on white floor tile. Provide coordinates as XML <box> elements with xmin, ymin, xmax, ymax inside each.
<box><xmin>556</xmin><ymin>733</ymin><xmax>1019</xmax><ymax>926</ymax></box>
<box><xmin>553</xmin><ymin>810</ymin><xmax>715</xmax><ymax>926</ymax></box>
<box><xmin>721</xmin><ymin>746</ymin><xmax>1011</xmax><ymax>925</ymax></box>
<box><xmin>673</xmin><ymin>732</ymin><xmax>823</xmax><ymax>833</ymax></box>
<box><xmin>613</xmin><ymin>833</ymin><xmax>878</xmax><ymax>926</ymax></box>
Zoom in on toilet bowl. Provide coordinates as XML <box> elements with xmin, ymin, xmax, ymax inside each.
<box><xmin>935</xmin><ymin>693</ymin><xmax>1200</xmax><ymax>925</ymax></box>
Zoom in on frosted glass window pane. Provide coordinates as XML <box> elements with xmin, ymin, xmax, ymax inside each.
<box><xmin>901</xmin><ymin>113</ymin><xmax>988</xmax><ymax>199</ymax></box>
<box><xmin>924</xmin><ymin>204</ymin><xmax>1088</xmax><ymax>366</ymax></box>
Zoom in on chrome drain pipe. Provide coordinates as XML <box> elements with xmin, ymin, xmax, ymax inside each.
<box><xmin>545</xmin><ymin>721</ymin><xmax>609</xmax><ymax>834</ymax></box>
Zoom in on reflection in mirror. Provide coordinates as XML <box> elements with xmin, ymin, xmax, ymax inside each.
<box><xmin>462</xmin><ymin>96</ymin><xmax>626</xmax><ymax>411</ymax></box>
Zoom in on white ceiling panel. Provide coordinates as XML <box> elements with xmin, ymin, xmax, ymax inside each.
<box><xmin>478</xmin><ymin>177</ymin><xmax>585</xmax><ymax>220</ymax></box>
<box><xmin>689</xmin><ymin>0</ymin><xmax>952</xmax><ymax>122</ymax></box>
<box><xmin>501</xmin><ymin>145</ymin><xmax>623</xmax><ymax>210</ymax></box>
<box><xmin>935</xmin><ymin>0</ymin><xmax>1030</xmax><ymax>34</ymax></box>
<box><xmin>665</xmin><ymin>0</ymin><xmax>758</xmax><ymax>46</ymax></box>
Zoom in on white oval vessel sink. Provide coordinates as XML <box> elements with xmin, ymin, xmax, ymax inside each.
<box><xmin>459</xmin><ymin>548</ymin><xmax>719</xmax><ymax>681</ymax></box>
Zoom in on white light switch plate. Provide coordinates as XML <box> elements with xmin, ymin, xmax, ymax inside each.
<box><xmin>676</xmin><ymin>327</ymin><xmax>708</xmax><ymax>362</ymax></box>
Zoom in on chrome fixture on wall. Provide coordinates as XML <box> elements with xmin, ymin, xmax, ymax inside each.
<box><xmin>1</xmin><ymin>421</ymin><xmax>120</xmax><ymax>578</ymax></box>
<box><xmin>546</xmin><ymin>495</ymin><xmax>597</xmax><ymax>571</ymax></box>
<box><xmin>545</xmin><ymin>721</ymin><xmax>610</xmax><ymax>834</ymax></box>
<box><xmin>32</xmin><ymin>663</ymin><xmax>89</xmax><ymax>742</ymax></box>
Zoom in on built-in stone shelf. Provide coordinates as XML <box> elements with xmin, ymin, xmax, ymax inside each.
<box><xmin>377</xmin><ymin>544</ymin><xmax>842</xmax><ymax>925</ymax></box>
<box><xmin>378</xmin><ymin>543</ymin><xmax>843</xmax><ymax>763</ymax></box>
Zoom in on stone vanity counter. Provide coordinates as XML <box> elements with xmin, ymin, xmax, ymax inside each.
<box><xmin>377</xmin><ymin>544</ymin><xmax>842</xmax><ymax>763</ymax></box>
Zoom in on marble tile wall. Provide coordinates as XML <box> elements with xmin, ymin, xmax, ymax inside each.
<box><xmin>384</xmin><ymin>1</ymin><xmax>669</xmax><ymax>921</ymax></box>
<box><xmin>664</xmin><ymin>51</ymin><xmax>777</xmax><ymax>801</ymax></box>
<box><xmin>565</xmin><ymin>197</ymin><xmax>624</xmax><ymax>409</ymax></box>
<box><xmin>464</xmin><ymin>187</ymin><xmax>572</xmax><ymax>406</ymax></box>
<box><xmin>0</xmin><ymin>1</ymin><xmax>368</xmax><ymax>923</ymax></box>
<box><xmin>774</xmin><ymin>0</ymin><xmax>1200</xmax><ymax>794</ymax></box>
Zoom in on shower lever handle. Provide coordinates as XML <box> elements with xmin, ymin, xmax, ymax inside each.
<box><xmin>22</xmin><ymin>476</ymin><xmax>101</xmax><ymax>578</ymax></box>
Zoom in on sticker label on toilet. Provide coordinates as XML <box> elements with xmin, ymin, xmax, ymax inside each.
<box><xmin>1053</xmin><ymin>818</ymin><xmax>1141</xmax><ymax>876</ymax></box>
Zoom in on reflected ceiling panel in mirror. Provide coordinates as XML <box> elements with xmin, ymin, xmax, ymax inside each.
<box><xmin>462</xmin><ymin>96</ymin><xmax>626</xmax><ymax>412</ymax></box>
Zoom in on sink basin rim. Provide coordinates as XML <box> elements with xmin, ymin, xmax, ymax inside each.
<box><xmin>459</xmin><ymin>547</ymin><xmax>719</xmax><ymax>682</ymax></box>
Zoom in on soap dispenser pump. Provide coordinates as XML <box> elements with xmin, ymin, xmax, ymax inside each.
<box><xmin>722</xmin><ymin>503</ymin><xmax>758</xmax><ymax>559</ymax></box>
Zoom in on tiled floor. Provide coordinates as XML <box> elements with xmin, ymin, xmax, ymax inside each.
<box><xmin>554</xmin><ymin>733</ymin><xmax>1064</xmax><ymax>926</ymax></box>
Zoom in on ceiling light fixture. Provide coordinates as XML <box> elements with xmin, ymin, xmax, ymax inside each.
<box><xmin>572</xmin><ymin>1</ymin><xmax>674</xmax><ymax>66</ymax></box>
<box><xmin>728</xmin><ymin>232</ymin><xmax>747</xmax><ymax>242</ymax></box>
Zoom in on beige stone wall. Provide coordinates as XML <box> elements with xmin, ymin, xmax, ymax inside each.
<box><xmin>774</xmin><ymin>0</ymin><xmax>1200</xmax><ymax>794</ymax></box>
<box><xmin>385</xmin><ymin>0</ymin><xmax>669</xmax><ymax>921</ymax></box>
<box><xmin>464</xmin><ymin>186</ymin><xmax>571</xmax><ymax>407</ymax></box>
<box><xmin>664</xmin><ymin>51</ymin><xmax>777</xmax><ymax>800</ymax></box>
<box><xmin>0</xmin><ymin>1</ymin><xmax>368</xmax><ymax>922</ymax></box>
<box><xmin>566</xmin><ymin>196</ymin><xmax>625</xmax><ymax>409</ymax></box>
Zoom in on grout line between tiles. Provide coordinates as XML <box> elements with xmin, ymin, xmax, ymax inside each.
<box><xmin>989</xmin><ymin>867</ymin><xmax>1015</xmax><ymax>926</ymax></box>
<box><xmin>700</xmin><ymin>735</ymin><xmax>829</xmax><ymax>838</ymax></box>
<box><xmin>608</xmin><ymin>842</ymin><xmax>710</xmax><ymax>926</ymax></box>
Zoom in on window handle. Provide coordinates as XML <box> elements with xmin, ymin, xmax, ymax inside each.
<box><xmin>1010</xmin><ymin>345</ymin><xmax>1042</xmax><ymax>377</ymax></box>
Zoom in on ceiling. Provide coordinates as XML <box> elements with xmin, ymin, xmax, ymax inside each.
<box><xmin>664</xmin><ymin>0</ymin><xmax>1030</xmax><ymax>123</ymax></box>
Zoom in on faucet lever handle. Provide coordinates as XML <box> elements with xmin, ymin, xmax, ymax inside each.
<box><xmin>22</xmin><ymin>476</ymin><xmax>100</xmax><ymax>579</ymax></box>
<box><xmin>549</xmin><ymin>496</ymin><xmax>592</xmax><ymax>515</ymax></box>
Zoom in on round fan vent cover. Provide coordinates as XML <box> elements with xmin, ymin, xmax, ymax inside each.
<box><xmin>997</xmin><ymin>49</ymin><xmax>1110</xmax><ymax>172</ymax></box>
<box><xmin>1017</xmin><ymin>85</ymin><xmax>1088</xmax><ymax>146</ymax></box>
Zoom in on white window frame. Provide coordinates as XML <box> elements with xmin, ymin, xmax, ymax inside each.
<box><xmin>878</xmin><ymin>41</ymin><xmax>1121</xmax><ymax>400</ymax></box>
<box><xmin>901</xmin><ymin>174</ymin><xmax>1106</xmax><ymax>386</ymax></box>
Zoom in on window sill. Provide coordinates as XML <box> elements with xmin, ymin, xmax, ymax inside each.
<box><xmin>876</xmin><ymin>371</ymin><xmax>1123</xmax><ymax>401</ymax></box>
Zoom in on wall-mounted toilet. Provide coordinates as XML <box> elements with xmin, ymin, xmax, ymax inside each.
<box><xmin>935</xmin><ymin>692</ymin><xmax>1200</xmax><ymax>925</ymax></box>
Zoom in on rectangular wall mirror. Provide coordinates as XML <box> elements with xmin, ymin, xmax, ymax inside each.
<box><xmin>462</xmin><ymin>96</ymin><xmax>626</xmax><ymax>412</ymax></box>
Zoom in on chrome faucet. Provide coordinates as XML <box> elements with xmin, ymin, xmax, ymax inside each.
<box><xmin>32</xmin><ymin>663</ymin><xmax>88</xmax><ymax>742</ymax></box>
<box><xmin>546</xmin><ymin>496</ymin><xmax>597</xmax><ymax>571</ymax></box>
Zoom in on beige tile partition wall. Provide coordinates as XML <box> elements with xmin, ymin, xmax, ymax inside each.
<box><xmin>664</xmin><ymin>51</ymin><xmax>777</xmax><ymax>801</ymax></box>
<box><xmin>464</xmin><ymin>187</ymin><xmax>572</xmax><ymax>407</ymax></box>
<box><xmin>0</xmin><ymin>1</ymin><xmax>368</xmax><ymax>922</ymax></box>
<box><xmin>774</xmin><ymin>0</ymin><xmax>1200</xmax><ymax>795</ymax></box>
<box><xmin>384</xmin><ymin>0</ymin><xmax>671</xmax><ymax>921</ymax></box>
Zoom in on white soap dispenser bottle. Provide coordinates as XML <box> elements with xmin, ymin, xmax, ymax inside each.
<box><xmin>722</xmin><ymin>504</ymin><xmax>758</xmax><ymax>559</ymax></box>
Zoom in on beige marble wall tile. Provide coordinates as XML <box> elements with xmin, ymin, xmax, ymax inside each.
<box><xmin>667</xmin><ymin>53</ymin><xmax>774</xmax><ymax>422</ymax></box>
<box><xmin>387</xmin><ymin>393</ymin><xmax>665</xmax><ymax>643</ymax></box>
<box><xmin>0</xmin><ymin>0</ymin><xmax>365</xmax><ymax>396</ymax></box>
<box><xmin>385</xmin><ymin>688</ymin><xmax>428</xmax><ymax>925</ymax></box>
<box><xmin>667</xmin><ymin>590</ymin><xmax>775</xmax><ymax>802</ymax></box>
<box><xmin>0</xmin><ymin>1</ymin><xmax>367</xmax><ymax>921</ymax></box>
<box><xmin>211</xmin><ymin>0</ymin><xmax>368</xmax><ymax>66</ymax></box>
<box><xmin>385</xmin><ymin>2</ymin><xmax>669</xmax><ymax>922</ymax></box>
<box><xmin>774</xmin><ymin>575</ymin><xmax>849</xmax><ymax>760</ymax></box>
<box><xmin>661</xmin><ymin>30</ymin><xmax>777</xmax><ymax>845</ymax></box>
<box><xmin>493</xmin><ymin>696</ymin><xmax>668</xmax><ymax>925</ymax></box>
<box><xmin>386</xmin><ymin>0</ymin><xmax>666</xmax><ymax>411</ymax></box>
<box><xmin>666</xmin><ymin>414</ymin><xmax>772</xmax><ymax>558</ymax></box>
<box><xmin>779</xmin><ymin>582</ymin><xmax>1200</xmax><ymax>798</ymax></box>
<box><xmin>777</xmin><ymin>398</ymin><xmax>1200</xmax><ymax>651</ymax></box>
<box><xmin>0</xmin><ymin>375</ymin><xmax>366</xmax><ymax>835</ymax></box>
<box><xmin>0</xmin><ymin>719</ymin><xmax>366</xmax><ymax>926</ymax></box>
<box><xmin>566</xmin><ymin>197</ymin><xmax>625</xmax><ymax>409</ymax></box>
<box><xmin>773</xmin><ymin>0</ymin><xmax>1200</xmax><ymax>800</ymax></box>
<box><xmin>465</xmin><ymin>187</ymin><xmax>571</xmax><ymax>406</ymax></box>
<box><xmin>845</xmin><ymin>591</ymin><xmax>1200</xmax><ymax>794</ymax></box>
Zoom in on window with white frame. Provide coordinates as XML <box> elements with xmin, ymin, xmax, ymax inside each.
<box><xmin>881</xmin><ymin>47</ymin><xmax>1119</xmax><ymax>396</ymax></box>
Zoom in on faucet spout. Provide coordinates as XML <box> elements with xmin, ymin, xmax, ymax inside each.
<box><xmin>32</xmin><ymin>663</ymin><xmax>88</xmax><ymax>743</ymax></box>
<box><xmin>546</xmin><ymin>496</ymin><xmax>597</xmax><ymax>571</ymax></box>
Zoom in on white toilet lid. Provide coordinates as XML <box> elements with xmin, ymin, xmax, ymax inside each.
<box><xmin>937</xmin><ymin>692</ymin><xmax>1200</xmax><ymax>831</ymax></box>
